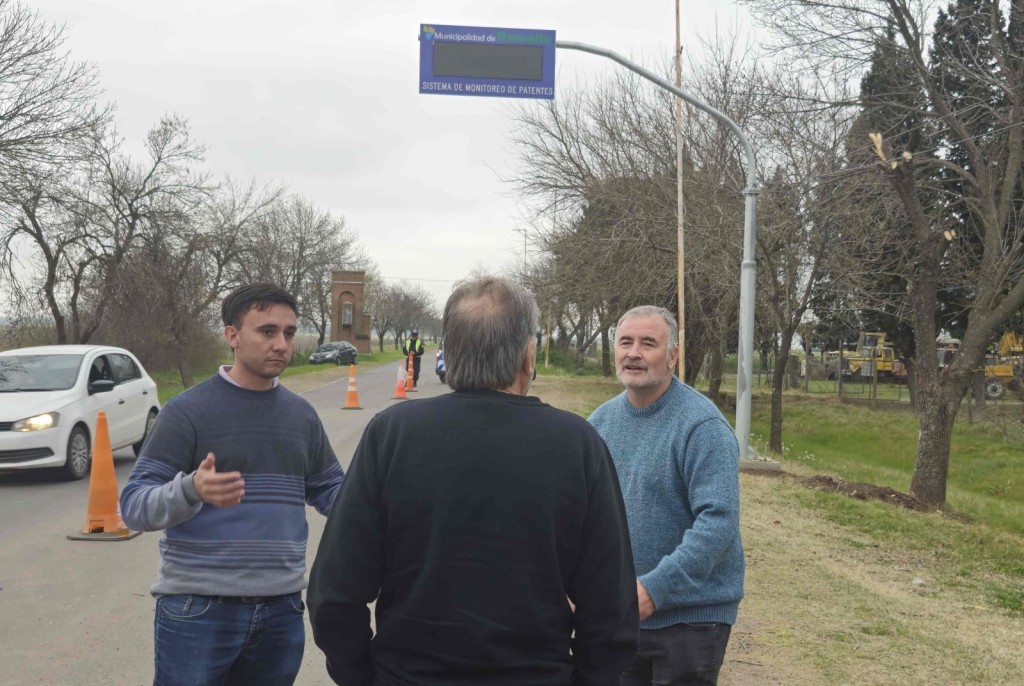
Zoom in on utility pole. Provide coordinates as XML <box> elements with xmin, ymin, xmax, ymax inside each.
<box><xmin>675</xmin><ymin>0</ymin><xmax>686</xmax><ymax>380</ymax></box>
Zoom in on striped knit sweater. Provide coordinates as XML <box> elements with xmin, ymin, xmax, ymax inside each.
<box><xmin>120</xmin><ymin>373</ymin><xmax>344</xmax><ymax>597</ymax></box>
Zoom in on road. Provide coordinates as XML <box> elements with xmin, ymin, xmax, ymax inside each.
<box><xmin>0</xmin><ymin>361</ymin><xmax>448</xmax><ymax>686</ymax></box>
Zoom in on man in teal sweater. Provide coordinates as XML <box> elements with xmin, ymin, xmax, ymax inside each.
<box><xmin>589</xmin><ymin>305</ymin><xmax>744</xmax><ymax>686</ymax></box>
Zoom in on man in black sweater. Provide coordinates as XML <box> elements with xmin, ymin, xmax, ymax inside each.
<box><xmin>308</xmin><ymin>276</ymin><xmax>638</xmax><ymax>686</ymax></box>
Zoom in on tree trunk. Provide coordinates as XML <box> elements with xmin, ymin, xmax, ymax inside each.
<box><xmin>905</xmin><ymin>358</ymin><xmax>916</xmax><ymax>408</ymax></box>
<box><xmin>707</xmin><ymin>340</ymin><xmax>724</xmax><ymax>402</ymax></box>
<box><xmin>600</xmin><ymin>327</ymin><xmax>612</xmax><ymax>377</ymax></box>
<box><xmin>176</xmin><ymin>340</ymin><xmax>195</xmax><ymax>389</ymax></box>
<box><xmin>909</xmin><ymin>389</ymin><xmax>959</xmax><ymax>507</ymax></box>
<box><xmin>46</xmin><ymin>290</ymin><xmax>67</xmax><ymax>344</ymax></box>
<box><xmin>684</xmin><ymin>338</ymin><xmax>705</xmax><ymax>386</ymax></box>
<box><xmin>769</xmin><ymin>329</ymin><xmax>796</xmax><ymax>454</ymax></box>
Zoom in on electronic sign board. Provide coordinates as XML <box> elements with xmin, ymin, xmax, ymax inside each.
<box><xmin>419</xmin><ymin>24</ymin><xmax>556</xmax><ymax>99</ymax></box>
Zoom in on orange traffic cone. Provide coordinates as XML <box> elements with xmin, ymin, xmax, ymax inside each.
<box><xmin>341</xmin><ymin>363</ymin><xmax>363</xmax><ymax>410</ymax></box>
<box><xmin>391</xmin><ymin>362</ymin><xmax>408</xmax><ymax>399</ymax></box>
<box><xmin>405</xmin><ymin>351</ymin><xmax>418</xmax><ymax>392</ymax></box>
<box><xmin>67</xmin><ymin>411</ymin><xmax>141</xmax><ymax>541</ymax></box>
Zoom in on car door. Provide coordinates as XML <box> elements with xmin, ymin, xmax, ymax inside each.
<box><xmin>108</xmin><ymin>353</ymin><xmax>150</xmax><ymax>447</ymax></box>
<box><xmin>83</xmin><ymin>353</ymin><xmax>130</xmax><ymax>446</ymax></box>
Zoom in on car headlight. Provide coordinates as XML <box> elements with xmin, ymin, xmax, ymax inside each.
<box><xmin>12</xmin><ymin>412</ymin><xmax>60</xmax><ymax>431</ymax></box>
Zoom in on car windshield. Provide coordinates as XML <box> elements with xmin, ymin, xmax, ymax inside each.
<box><xmin>0</xmin><ymin>354</ymin><xmax>84</xmax><ymax>391</ymax></box>
<box><xmin>315</xmin><ymin>343</ymin><xmax>341</xmax><ymax>353</ymax></box>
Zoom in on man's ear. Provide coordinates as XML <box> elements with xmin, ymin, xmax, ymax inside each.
<box><xmin>523</xmin><ymin>338</ymin><xmax>538</xmax><ymax>377</ymax></box>
<box><xmin>668</xmin><ymin>345</ymin><xmax>680</xmax><ymax>372</ymax></box>
<box><xmin>224</xmin><ymin>325</ymin><xmax>239</xmax><ymax>350</ymax></box>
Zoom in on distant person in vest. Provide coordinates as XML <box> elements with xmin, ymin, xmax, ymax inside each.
<box><xmin>402</xmin><ymin>330</ymin><xmax>425</xmax><ymax>387</ymax></box>
<box><xmin>589</xmin><ymin>305</ymin><xmax>745</xmax><ymax>686</ymax></box>
<box><xmin>120</xmin><ymin>283</ymin><xmax>346</xmax><ymax>686</ymax></box>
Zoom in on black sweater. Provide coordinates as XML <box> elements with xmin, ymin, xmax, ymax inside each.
<box><xmin>308</xmin><ymin>390</ymin><xmax>638</xmax><ymax>686</ymax></box>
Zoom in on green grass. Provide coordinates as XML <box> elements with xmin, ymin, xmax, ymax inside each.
<box><xmin>747</xmin><ymin>393</ymin><xmax>1024</xmax><ymax>535</ymax></box>
<box><xmin>742</xmin><ymin>390</ymin><xmax>1024</xmax><ymax>616</ymax></box>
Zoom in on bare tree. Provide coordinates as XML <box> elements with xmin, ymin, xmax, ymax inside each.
<box><xmin>746</xmin><ymin>0</ymin><xmax>1024</xmax><ymax>506</ymax></box>
<box><xmin>751</xmin><ymin>69</ymin><xmax>873</xmax><ymax>453</ymax></box>
<box><xmin>363</xmin><ymin>267</ymin><xmax>394</xmax><ymax>352</ymax></box>
<box><xmin>120</xmin><ymin>178</ymin><xmax>281</xmax><ymax>385</ymax></box>
<box><xmin>64</xmin><ymin>116</ymin><xmax>211</xmax><ymax>344</ymax></box>
<box><xmin>508</xmin><ymin>38</ymin><xmax>761</xmax><ymax>396</ymax></box>
<box><xmin>236</xmin><ymin>194</ymin><xmax>362</xmax><ymax>338</ymax></box>
<box><xmin>0</xmin><ymin>163</ymin><xmax>91</xmax><ymax>343</ymax></box>
<box><xmin>0</xmin><ymin>0</ymin><xmax>111</xmax><ymax>171</ymax></box>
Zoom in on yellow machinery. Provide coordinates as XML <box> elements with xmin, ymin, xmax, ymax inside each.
<box><xmin>827</xmin><ymin>332</ymin><xmax>906</xmax><ymax>380</ymax></box>
<box><xmin>937</xmin><ymin>335</ymin><xmax>1023</xmax><ymax>399</ymax></box>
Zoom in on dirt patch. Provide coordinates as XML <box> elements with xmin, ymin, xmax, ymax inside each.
<box><xmin>733</xmin><ymin>473</ymin><xmax>1024</xmax><ymax>685</ymax></box>
<box><xmin>751</xmin><ymin>470</ymin><xmax>971</xmax><ymax>521</ymax></box>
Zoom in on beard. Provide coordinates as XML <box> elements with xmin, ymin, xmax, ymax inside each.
<box><xmin>616</xmin><ymin>362</ymin><xmax>672</xmax><ymax>390</ymax></box>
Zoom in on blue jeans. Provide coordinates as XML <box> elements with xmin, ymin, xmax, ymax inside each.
<box><xmin>153</xmin><ymin>592</ymin><xmax>305</xmax><ymax>686</ymax></box>
<box><xmin>620</xmin><ymin>622</ymin><xmax>732</xmax><ymax>686</ymax></box>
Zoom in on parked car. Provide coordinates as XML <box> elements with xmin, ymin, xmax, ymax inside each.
<box><xmin>308</xmin><ymin>341</ymin><xmax>358</xmax><ymax>365</ymax></box>
<box><xmin>0</xmin><ymin>345</ymin><xmax>160</xmax><ymax>480</ymax></box>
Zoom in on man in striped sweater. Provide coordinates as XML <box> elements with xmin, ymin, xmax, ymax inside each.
<box><xmin>120</xmin><ymin>284</ymin><xmax>345</xmax><ymax>686</ymax></box>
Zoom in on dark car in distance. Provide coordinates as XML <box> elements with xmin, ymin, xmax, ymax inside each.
<box><xmin>309</xmin><ymin>341</ymin><xmax>358</xmax><ymax>366</ymax></box>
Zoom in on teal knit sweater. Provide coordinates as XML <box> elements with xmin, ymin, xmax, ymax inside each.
<box><xmin>589</xmin><ymin>378</ymin><xmax>744</xmax><ymax>628</ymax></box>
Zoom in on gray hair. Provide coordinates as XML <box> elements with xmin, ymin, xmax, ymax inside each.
<box><xmin>443</xmin><ymin>276</ymin><xmax>539</xmax><ymax>391</ymax></box>
<box><xmin>616</xmin><ymin>306</ymin><xmax>679</xmax><ymax>349</ymax></box>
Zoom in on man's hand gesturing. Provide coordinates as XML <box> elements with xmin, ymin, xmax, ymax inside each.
<box><xmin>192</xmin><ymin>453</ymin><xmax>245</xmax><ymax>506</ymax></box>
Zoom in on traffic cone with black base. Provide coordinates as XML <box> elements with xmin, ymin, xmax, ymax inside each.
<box><xmin>67</xmin><ymin>411</ymin><xmax>141</xmax><ymax>541</ymax></box>
<box><xmin>341</xmin><ymin>363</ymin><xmax>363</xmax><ymax>410</ymax></box>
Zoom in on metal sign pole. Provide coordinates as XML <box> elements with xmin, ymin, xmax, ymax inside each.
<box><xmin>556</xmin><ymin>40</ymin><xmax>760</xmax><ymax>459</ymax></box>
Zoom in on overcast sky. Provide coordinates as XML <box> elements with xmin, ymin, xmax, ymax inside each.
<box><xmin>34</xmin><ymin>0</ymin><xmax>751</xmax><ymax>309</ymax></box>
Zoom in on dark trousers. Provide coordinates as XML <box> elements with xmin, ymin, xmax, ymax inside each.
<box><xmin>620</xmin><ymin>622</ymin><xmax>732</xmax><ymax>686</ymax></box>
<box><xmin>406</xmin><ymin>357</ymin><xmax>422</xmax><ymax>384</ymax></box>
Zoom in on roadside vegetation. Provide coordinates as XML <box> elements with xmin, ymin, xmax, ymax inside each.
<box><xmin>532</xmin><ymin>372</ymin><xmax>1024</xmax><ymax>685</ymax></box>
<box><xmin>152</xmin><ymin>345</ymin><xmax>411</xmax><ymax>405</ymax></box>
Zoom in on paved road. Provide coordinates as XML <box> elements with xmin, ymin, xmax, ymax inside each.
<box><xmin>0</xmin><ymin>362</ymin><xmax>449</xmax><ymax>686</ymax></box>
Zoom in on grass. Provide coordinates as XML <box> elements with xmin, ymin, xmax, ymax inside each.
<box><xmin>747</xmin><ymin>393</ymin><xmax>1024</xmax><ymax>535</ymax></box>
<box><xmin>743</xmin><ymin>388</ymin><xmax>1024</xmax><ymax>623</ymax></box>
<box><xmin>532</xmin><ymin>366</ymin><xmax>620</xmax><ymax>417</ymax></box>
<box><xmin>151</xmin><ymin>346</ymin><xmax>413</xmax><ymax>405</ymax></box>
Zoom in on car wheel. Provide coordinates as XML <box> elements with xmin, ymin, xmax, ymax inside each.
<box><xmin>133</xmin><ymin>409</ymin><xmax>159</xmax><ymax>456</ymax></box>
<box><xmin>334</xmin><ymin>356</ymin><xmax>343</xmax><ymax>366</ymax></box>
<box><xmin>62</xmin><ymin>425</ymin><xmax>91</xmax><ymax>480</ymax></box>
<box><xmin>350</xmin><ymin>355</ymin><xmax>358</xmax><ymax>365</ymax></box>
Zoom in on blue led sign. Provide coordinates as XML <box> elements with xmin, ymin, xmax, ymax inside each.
<box><xmin>419</xmin><ymin>24</ymin><xmax>556</xmax><ymax>100</ymax></box>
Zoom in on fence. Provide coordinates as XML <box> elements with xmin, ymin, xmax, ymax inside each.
<box><xmin>751</xmin><ymin>353</ymin><xmax>1024</xmax><ymax>422</ymax></box>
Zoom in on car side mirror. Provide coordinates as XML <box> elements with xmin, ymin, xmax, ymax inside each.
<box><xmin>89</xmin><ymin>379</ymin><xmax>115</xmax><ymax>395</ymax></box>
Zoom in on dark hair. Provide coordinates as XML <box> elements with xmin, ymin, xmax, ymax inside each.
<box><xmin>222</xmin><ymin>283</ymin><xmax>299</xmax><ymax>328</ymax></box>
<box><xmin>442</xmin><ymin>276</ymin><xmax>539</xmax><ymax>391</ymax></box>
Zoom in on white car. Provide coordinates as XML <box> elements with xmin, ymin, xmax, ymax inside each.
<box><xmin>0</xmin><ymin>345</ymin><xmax>160</xmax><ymax>480</ymax></box>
